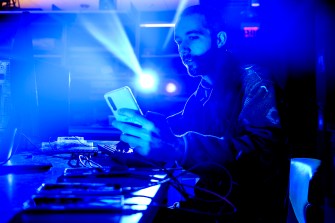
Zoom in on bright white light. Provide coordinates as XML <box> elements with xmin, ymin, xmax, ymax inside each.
<box><xmin>138</xmin><ymin>72</ymin><xmax>158</xmax><ymax>92</ymax></box>
<box><xmin>129</xmin><ymin>185</ymin><xmax>160</xmax><ymax>205</ymax></box>
<box><xmin>140</xmin><ymin>23</ymin><xmax>175</xmax><ymax>28</ymax></box>
<box><xmin>166</xmin><ymin>82</ymin><xmax>177</xmax><ymax>94</ymax></box>
<box><xmin>251</xmin><ymin>0</ymin><xmax>260</xmax><ymax>7</ymax></box>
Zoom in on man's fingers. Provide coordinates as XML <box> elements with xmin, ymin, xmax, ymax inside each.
<box><xmin>117</xmin><ymin>108</ymin><xmax>159</xmax><ymax>134</ymax></box>
<box><xmin>112</xmin><ymin>120</ymin><xmax>154</xmax><ymax>142</ymax></box>
<box><xmin>120</xmin><ymin>134</ymin><xmax>150</xmax><ymax>156</ymax></box>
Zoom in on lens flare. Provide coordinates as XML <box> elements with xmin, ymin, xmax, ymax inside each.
<box><xmin>166</xmin><ymin>82</ymin><xmax>177</xmax><ymax>93</ymax></box>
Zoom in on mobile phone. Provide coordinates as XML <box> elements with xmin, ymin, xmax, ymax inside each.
<box><xmin>104</xmin><ymin>86</ymin><xmax>143</xmax><ymax>124</ymax></box>
<box><xmin>36</xmin><ymin>182</ymin><xmax>122</xmax><ymax>196</ymax></box>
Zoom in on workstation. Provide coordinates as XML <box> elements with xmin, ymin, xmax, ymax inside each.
<box><xmin>0</xmin><ymin>139</ymin><xmax>191</xmax><ymax>223</ymax></box>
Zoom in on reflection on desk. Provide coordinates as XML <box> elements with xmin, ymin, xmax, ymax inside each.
<box><xmin>0</xmin><ymin>152</ymin><xmax>169</xmax><ymax>223</ymax></box>
<box><xmin>13</xmin><ymin>184</ymin><xmax>165</xmax><ymax>223</ymax></box>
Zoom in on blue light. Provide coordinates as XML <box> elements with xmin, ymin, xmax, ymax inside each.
<box><xmin>251</xmin><ymin>0</ymin><xmax>260</xmax><ymax>7</ymax></box>
<box><xmin>166</xmin><ymin>82</ymin><xmax>177</xmax><ymax>94</ymax></box>
<box><xmin>140</xmin><ymin>23</ymin><xmax>175</xmax><ymax>28</ymax></box>
<box><xmin>81</xmin><ymin>12</ymin><xmax>142</xmax><ymax>76</ymax></box>
<box><xmin>137</xmin><ymin>72</ymin><xmax>158</xmax><ymax>92</ymax></box>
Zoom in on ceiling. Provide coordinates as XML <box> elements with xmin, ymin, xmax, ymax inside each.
<box><xmin>18</xmin><ymin>0</ymin><xmax>199</xmax><ymax>11</ymax></box>
<box><xmin>117</xmin><ymin>0</ymin><xmax>200</xmax><ymax>11</ymax></box>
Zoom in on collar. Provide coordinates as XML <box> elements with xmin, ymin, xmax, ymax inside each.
<box><xmin>196</xmin><ymin>79</ymin><xmax>213</xmax><ymax>106</ymax></box>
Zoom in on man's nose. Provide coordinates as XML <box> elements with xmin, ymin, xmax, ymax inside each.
<box><xmin>179</xmin><ymin>43</ymin><xmax>190</xmax><ymax>55</ymax></box>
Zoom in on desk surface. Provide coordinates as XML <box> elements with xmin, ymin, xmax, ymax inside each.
<box><xmin>0</xmin><ymin>152</ymin><xmax>169</xmax><ymax>223</ymax></box>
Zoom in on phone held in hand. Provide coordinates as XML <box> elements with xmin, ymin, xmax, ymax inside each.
<box><xmin>104</xmin><ymin>86</ymin><xmax>143</xmax><ymax>126</ymax></box>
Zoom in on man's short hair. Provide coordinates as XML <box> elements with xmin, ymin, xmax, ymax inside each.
<box><xmin>180</xmin><ymin>5</ymin><xmax>226</xmax><ymax>36</ymax></box>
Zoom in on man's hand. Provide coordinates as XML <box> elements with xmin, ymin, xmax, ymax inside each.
<box><xmin>111</xmin><ymin>108</ymin><xmax>185</xmax><ymax>163</ymax></box>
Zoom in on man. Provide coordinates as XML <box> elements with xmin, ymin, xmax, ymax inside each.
<box><xmin>112</xmin><ymin>4</ymin><xmax>289</xmax><ymax>223</ymax></box>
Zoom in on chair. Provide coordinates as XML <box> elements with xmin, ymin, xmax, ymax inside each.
<box><xmin>289</xmin><ymin>158</ymin><xmax>322</xmax><ymax>223</ymax></box>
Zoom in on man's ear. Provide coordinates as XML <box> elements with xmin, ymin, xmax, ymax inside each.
<box><xmin>217</xmin><ymin>31</ymin><xmax>227</xmax><ymax>48</ymax></box>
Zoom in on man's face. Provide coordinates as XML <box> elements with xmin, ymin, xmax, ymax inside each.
<box><xmin>174</xmin><ymin>14</ymin><xmax>216</xmax><ymax>77</ymax></box>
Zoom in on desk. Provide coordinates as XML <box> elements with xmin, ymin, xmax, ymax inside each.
<box><xmin>0</xmin><ymin>152</ymin><xmax>169</xmax><ymax>223</ymax></box>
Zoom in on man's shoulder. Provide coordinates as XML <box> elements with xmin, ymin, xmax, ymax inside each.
<box><xmin>241</xmin><ymin>64</ymin><xmax>271</xmax><ymax>80</ymax></box>
<box><xmin>240</xmin><ymin>64</ymin><xmax>274</xmax><ymax>91</ymax></box>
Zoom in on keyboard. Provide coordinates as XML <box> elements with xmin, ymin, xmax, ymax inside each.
<box><xmin>97</xmin><ymin>142</ymin><xmax>133</xmax><ymax>155</ymax></box>
<box><xmin>96</xmin><ymin>142</ymin><xmax>160</xmax><ymax>168</ymax></box>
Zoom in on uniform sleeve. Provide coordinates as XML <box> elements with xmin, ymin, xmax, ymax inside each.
<box><xmin>179</xmin><ymin>76</ymin><xmax>285</xmax><ymax>176</ymax></box>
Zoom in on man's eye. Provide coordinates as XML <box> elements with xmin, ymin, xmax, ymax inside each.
<box><xmin>189</xmin><ymin>36</ymin><xmax>199</xmax><ymax>40</ymax></box>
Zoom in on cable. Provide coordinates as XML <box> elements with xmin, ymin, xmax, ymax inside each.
<box><xmin>20</xmin><ymin>132</ymin><xmax>41</xmax><ymax>150</ymax></box>
<box><xmin>78</xmin><ymin>154</ymin><xmax>103</xmax><ymax>168</ymax></box>
<box><xmin>162</xmin><ymin>161</ymin><xmax>238</xmax><ymax>217</ymax></box>
<box><xmin>0</xmin><ymin>128</ymin><xmax>22</xmax><ymax>165</ymax></box>
<box><xmin>176</xmin><ymin>182</ymin><xmax>237</xmax><ymax>213</ymax></box>
<box><xmin>95</xmin><ymin>144</ymin><xmax>190</xmax><ymax>198</ymax></box>
<box><xmin>112</xmin><ymin>149</ymin><xmax>191</xmax><ymax>200</ymax></box>
<box><xmin>161</xmin><ymin>167</ymin><xmax>190</xmax><ymax>200</ymax></box>
<box><xmin>175</xmin><ymin>161</ymin><xmax>235</xmax><ymax>199</ymax></box>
